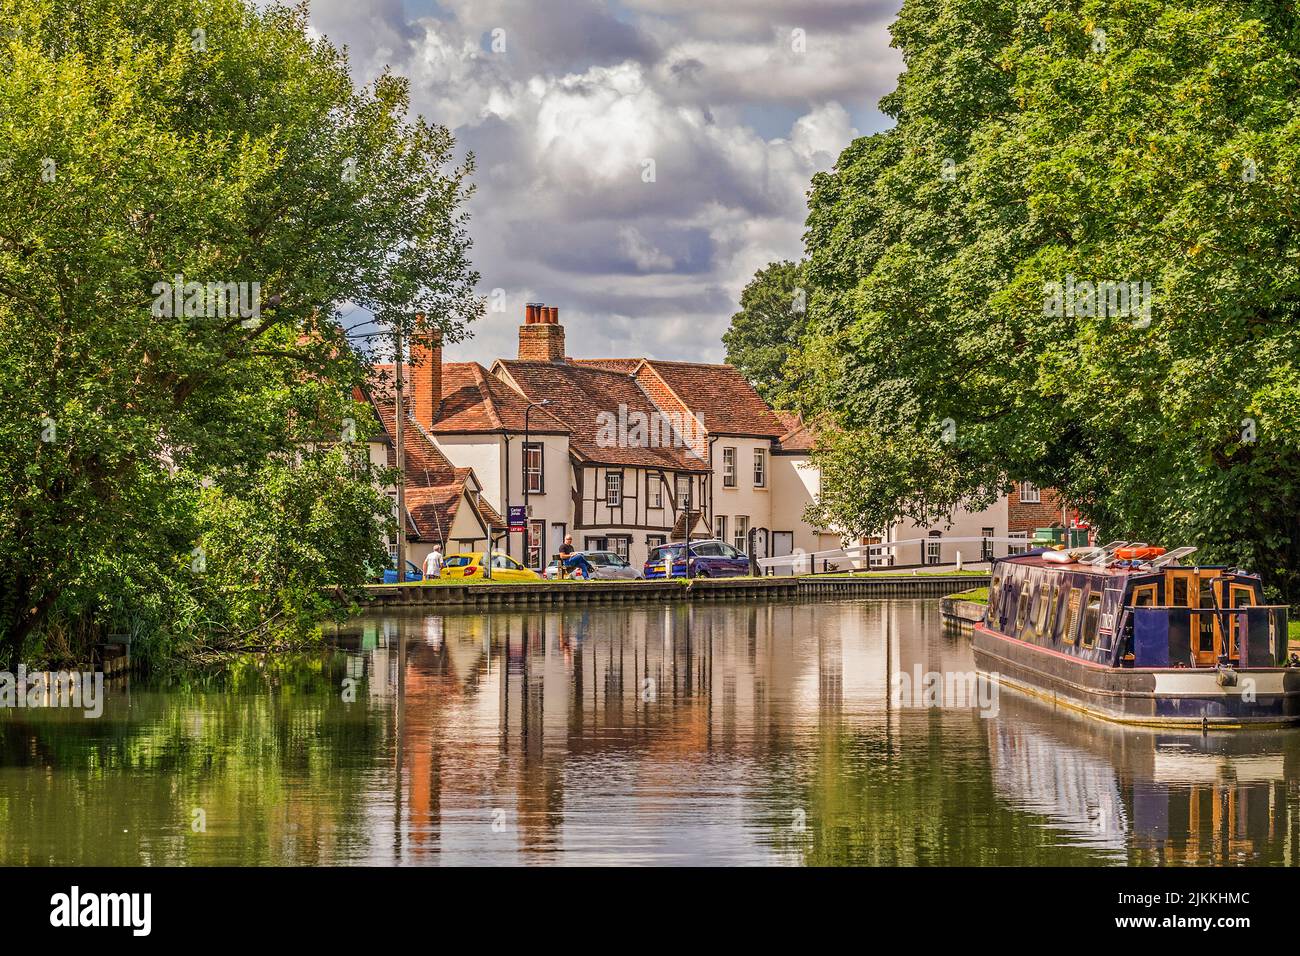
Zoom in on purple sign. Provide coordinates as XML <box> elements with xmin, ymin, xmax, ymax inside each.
<box><xmin>508</xmin><ymin>506</ymin><xmax>526</xmax><ymax>532</ymax></box>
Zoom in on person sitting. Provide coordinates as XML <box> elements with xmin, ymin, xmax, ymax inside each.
<box><xmin>557</xmin><ymin>535</ymin><xmax>596</xmax><ymax>580</ymax></box>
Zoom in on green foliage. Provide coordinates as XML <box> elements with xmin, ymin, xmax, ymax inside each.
<box><xmin>722</xmin><ymin>259</ymin><xmax>809</xmax><ymax>406</ymax></box>
<box><xmin>801</xmin><ymin>0</ymin><xmax>1300</xmax><ymax>599</ymax></box>
<box><xmin>0</xmin><ymin>0</ymin><xmax>482</xmax><ymax>664</ymax></box>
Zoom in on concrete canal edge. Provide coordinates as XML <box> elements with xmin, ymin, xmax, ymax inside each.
<box><xmin>939</xmin><ymin>595</ymin><xmax>987</xmax><ymax>625</ymax></box>
<box><xmin>360</xmin><ymin>574</ymin><xmax>992</xmax><ymax>609</ymax></box>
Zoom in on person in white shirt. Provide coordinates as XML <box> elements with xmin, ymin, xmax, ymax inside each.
<box><xmin>422</xmin><ymin>545</ymin><xmax>443</xmax><ymax>579</ymax></box>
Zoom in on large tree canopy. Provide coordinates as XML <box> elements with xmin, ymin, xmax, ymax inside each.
<box><xmin>0</xmin><ymin>0</ymin><xmax>483</xmax><ymax>665</ymax></box>
<box><xmin>800</xmin><ymin>0</ymin><xmax>1300</xmax><ymax>599</ymax></box>
<box><xmin>722</xmin><ymin>259</ymin><xmax>809</xmax><ymax>407</ymax></box>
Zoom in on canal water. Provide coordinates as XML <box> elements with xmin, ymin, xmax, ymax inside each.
<box><xmin>2</xmin><ymin>598</ymin><xmax>1297</xmax><ymax>866</ymax></box>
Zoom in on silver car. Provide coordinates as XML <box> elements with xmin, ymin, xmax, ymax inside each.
<box><xmin>543</xmin><ymin>550</ymin><xmax>644</xmax><ymax>580</ymax></box>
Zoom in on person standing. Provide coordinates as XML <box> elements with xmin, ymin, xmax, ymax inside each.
<box><xmin>423</xmin><ymin>544</ymin><xmax>444</xmax><ymax>579</ymax></box>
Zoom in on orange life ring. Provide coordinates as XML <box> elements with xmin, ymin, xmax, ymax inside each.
<box><xmin>1114</xmin><ymin>546</ymin><xmax>1165</xmax><ymax>560</ymax></box>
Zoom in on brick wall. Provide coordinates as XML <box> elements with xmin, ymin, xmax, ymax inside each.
<box><xmin>408</xmin><ymin>335</ymin><xmax>442</xmax><ymax>431</ymax></box>
<box><xmin>1008</xmin><ymin>483</ymin><xmax>1069</xmax><ymax>534</ymax></box>
<box><xmin>517</xmin><ymin>324</ymin><xmax>565</xmax><ymax>362</ymax></box>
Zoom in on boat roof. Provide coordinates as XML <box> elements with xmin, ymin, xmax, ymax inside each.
<box><xmin>996</xmin><ymin>550</ymin><xmax>1245</xmax><ymax>579</ymax></box>
<box><xmin>998</xmin><ymin>552</ymin><xmax>1139</xmax><ymax>577</ymax></box>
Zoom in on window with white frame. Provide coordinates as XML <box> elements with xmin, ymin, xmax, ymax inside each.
<box><xmin>722</xmin><ymin>447</ymin><xmax>736</xmax><ymax>487</ymax></box>
<box><xmin>1009</xmin><ymin>531</ymin><xmax>1029</xmax><ymax>555</ymax></box>
<box><xmin>926</xmin><ymin>531</ymin><xmax>942</xmax><ymax>565</ymax></box>
<box><xmin>981</xmin><ymin>527</ymin><xmax>995</xmax><ymax>561</ymax></box>
<box><xmin>675</xmin><ymin>474</ymin><xmax>691</xmax><ymax>509</ymax></box>
<box><xmin>606</xmin><ymin>472</ymin><xmax>622</xmax><ymax>507</ymax></box>
<box><xmin>523</xmin><ymin>443</ymin><xmax>544</xmax><ymax>494</ymax></box>
<box><xmin>648</xmin><ymin>474</ymin><xmax>663</xmax><ymax>508</ymax></box>
<box><xmin>753</xmin><ymin>448</ymin><xmax>767</xmax><ymax>488</ymax></box>
<box><xmin>715</xmin><ymin>515</ymin><xmax>727</xmax><ymax>542</ymax></box>
<box><xmin>1019</xmin><ymin>482</ymin><xmax>1040</xmax><ymax>503</ymax></box>
<box><xmin>734</xmin><ymin>515</ymin><xmax>749</xmax><ymax>553</ymax></box>
<box><xmin>610</xmin><ymin>536</ymin><xmax>630</xmax><ymax>562</ymax></box>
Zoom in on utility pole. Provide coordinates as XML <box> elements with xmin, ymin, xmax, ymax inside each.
<box><xmin>394</xmin><ymin>321</ymin><xmax>407</xmax><ymax>584</ymax></box>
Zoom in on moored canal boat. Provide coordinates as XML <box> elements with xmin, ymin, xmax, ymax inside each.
<box><xmin>973</xmin><ymin>542</ymin><xmax>1298</xmax><ymax>728</ymax></box>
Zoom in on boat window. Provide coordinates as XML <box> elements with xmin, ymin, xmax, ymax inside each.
<box><xmin>1063</xmin><ymin>588</ymin><xmax>1083</xmax><ymax>645</ymax></box>
<box><xmin>1081</xmin><ymin>593</ymin><xmax>1102</xmax><ymax>647</ymax></box>
<box><xmin>1229</xmin><ymin>584</ymin><xmax>1254</xmax><ymax>608</ymax></box>
<box><xmin>1131</xmin><ymin>584</ymin><xmax>1156</xmax><ymax>607</ymax></box>
<box><xmin>1035</xmin><ymin>583</ymin><xmax>1052</xmax><ymax>636</ymax></box>
<box><xmin>1171</xmin><ymin>576</ymin><xmax>1189</xmax><ymax>606</ymax></box>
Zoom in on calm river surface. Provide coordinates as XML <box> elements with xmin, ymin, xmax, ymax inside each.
<box><xmin>2</xmin><ymin>598</ymin><xmax>1298</xmax><ymax>866</ymax></box>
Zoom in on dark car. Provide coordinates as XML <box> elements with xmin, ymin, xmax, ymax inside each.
<box><xmin>643</xmin><ymin>539</ymin><xmax>751</xmax><ymax>579</ymax></box>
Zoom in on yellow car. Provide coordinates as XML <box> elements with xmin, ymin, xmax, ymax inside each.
<box><xmin>439</xmin><ymin>552</ymin><xmax>542</xmax><ymax>582</ymax></box>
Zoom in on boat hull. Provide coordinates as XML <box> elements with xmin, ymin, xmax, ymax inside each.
<box><xmin>972</xmin><ymin>623</ymin><xmax>1300</xmax><ymax>729</ymax></box>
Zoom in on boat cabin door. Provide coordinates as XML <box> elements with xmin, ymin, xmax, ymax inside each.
<box><xmin>1165</xmin><ymin>569</ymin><xmax>1217</xmax><ymax>666</ymax></box>
<box><xmin>1219</xmin><ymin>578</ymin><xmax>1255</xmax><ymax>663</ymax></box>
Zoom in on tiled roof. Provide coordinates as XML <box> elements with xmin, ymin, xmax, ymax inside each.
<box><xmin>404</xmin><ymin>484</ymin><xmax>468</xmax><ymax>544</ymax></box>
<box><xmin>773</xmin><ymin>410</ymin><xmax>815</xmax><ymax>453</ymax></box>
<box><xmin>496</xmin><ymin>360</ymin><xmax>710</xmax><ymax>472</ymax></box>
<box><xmin>474</xmin><ymin>495</ymin><xmax>505</xmax><ymax>530</ymax></box>
<box><xmin>370</xmin><ymin>362</ymin><xmax>568</xmax><ymax>434</ymax></box>
<box><xmin>368</xmin><ymin>392</ymin><xmax>495</xmax><ymax>542</ymax></box>
<box><xmin>440</xmin><ymin>362</ymin><xmax>568</xmax><ymax>433</ymax></box>
<box><xmin>669</xmin><ymin>511</ymin><xmax>712</xmax><ymax>538</ymax></box>
<box><xmin>640</xmin><ymin>360</ymin><xmax>786</xmax><ymax>438</ymax></box>
<box><xmin>572</xmin><ymin>358</ymin><xmax>643</xmax><ymax>373</ymax></box>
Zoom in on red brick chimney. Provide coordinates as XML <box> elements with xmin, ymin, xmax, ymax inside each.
<box><xmin>409</xmin><ymin>325</ymin><xmax>443</xmax><ymax>431</ymax></box>
<box><xmin>518</xmin><ymin>302</ymin><xmax>565</xmax><ymax>361</ymax></box>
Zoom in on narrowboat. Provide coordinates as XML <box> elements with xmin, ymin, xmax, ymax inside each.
<box><xmin>973</xmin><ymin>542</ymin><xmax>1298</xmax><ymax>728</ymax></box>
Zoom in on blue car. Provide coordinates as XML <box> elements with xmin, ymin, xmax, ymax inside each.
<box><xmin>380</xmin><ymin>560</ymin><xmax>424</xmax><ymax>584</ymax></box>
<box><xmin>643</xmin><ymin>539</ymin><xmax>751</xmax><ymax>579</ymax></box>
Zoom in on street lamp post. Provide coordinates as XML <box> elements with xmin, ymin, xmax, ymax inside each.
<box><xmin>523</xmin><ymin>399</ymin><xmax>550</xmax><ymax>572</ymax></box>
<box><xmin>393</xmin><ymin>323</ymin><xmax>407</xmax><ymax>584</ymax></box>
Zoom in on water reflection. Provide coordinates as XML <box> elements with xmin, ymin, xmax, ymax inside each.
<box><xmin>1</xmin><ymin>600</ymin><xmax>1297</xmax><ymax>865</ymax></box>
<box><xmin>990</xmin><ymin>692</ymin><xmax>1296</xmax><ymax>865</ymax></box>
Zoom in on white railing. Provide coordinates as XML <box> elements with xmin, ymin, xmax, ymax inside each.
<box><xmin>756</xmin><ymin>536</ymin><xmax>1046</xmax><ymax>574</ymax></box>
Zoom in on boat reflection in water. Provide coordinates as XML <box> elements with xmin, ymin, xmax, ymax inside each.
<box><xmin>989</xmin><ymin>688</ymin><xmax>1295</xmax><ymax>865</ymax></box>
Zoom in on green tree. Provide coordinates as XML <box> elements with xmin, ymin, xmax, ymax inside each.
<box><xmin>722</xmin><ymin>259</ymin><xmax>809</xmax><ymax>406</ymax></box>
<box><xmin>0</xmin><ymin>0</ymin><xmax>483</xmax><ymax>665</ymax></box>
<box><xmin>801</xmin><ymin>0</ymin><xmax>1300</xmax><ymax>599</ymax></box>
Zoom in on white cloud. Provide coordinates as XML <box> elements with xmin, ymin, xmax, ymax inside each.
<box><xmin>307</xmin><ymin>0</ymin><xmax>898</xmax><ymax>364</ymax></box>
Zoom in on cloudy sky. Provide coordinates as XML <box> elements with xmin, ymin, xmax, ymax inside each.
<box><xmin>310</xmin><ymin>0</ymin><xmax>903</xmax><ymax>365</ymax></box>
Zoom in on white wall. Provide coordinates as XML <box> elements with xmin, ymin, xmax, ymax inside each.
<box><xmin>435</xmin><ymin>432</ymin><xmax>570</xmax><ymax>569</ymax></box>
<box><xmin>879</xmin><ymin>496</ymin><xmax>1010</xmax><ymax>568</ymax></box>
<box><xmin>770</xmin><ymin>454</ymin><xmax>824</xmax><ymax>555</ymax></box>
<box><xmin>434</xmin><ymin>434</ymin><xmax>502</xmax><ymax>508</ymax></box>
<box><xmin>711</xmin><ymin>437</ymin><xmax>775</xmax><ymax>550</ymax></box>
